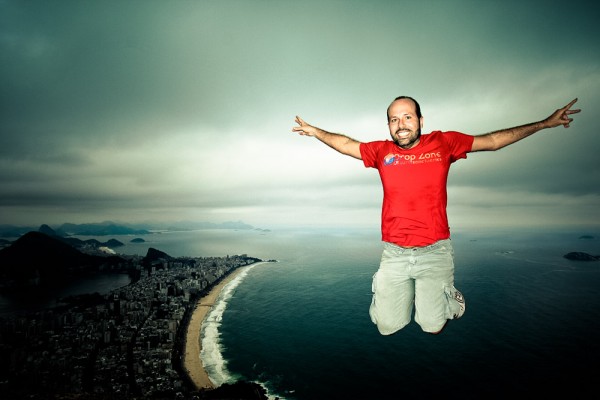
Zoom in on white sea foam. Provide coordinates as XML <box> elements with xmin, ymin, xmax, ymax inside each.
<box><xmin>200</xmin><ymin>263</ymin><xmax>260</xmax><ymax>386</ymax></box>
<box><xmin>199</xmin><ymin>262</ymin><xmax>284</xmax><ymax>399</ymax></box>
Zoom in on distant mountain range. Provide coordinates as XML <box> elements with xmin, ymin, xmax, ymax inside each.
<box><xmin>0</xmin><ymin>225</ymin><xmax>175</xmax><ymax>289</ymax></box>
<box><xmin>0</xmin><ymin>220</ymin><xmax>256</xmax><ymax>238</ymax></box>
<box><xmin>0</xmin><ymin>231</ymin><xmax>128</xmax><ymax>288</ymax></box>
<box><xmin>37</xmin><ymin>224</ymin><xmax>127</xmax><ymax>249</ymax></box>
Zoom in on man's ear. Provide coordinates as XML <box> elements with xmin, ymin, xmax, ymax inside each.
<box><xmin>419</xmin><ymin>117</ymin><xmax>424</xmax><ymax>130</ymax></box>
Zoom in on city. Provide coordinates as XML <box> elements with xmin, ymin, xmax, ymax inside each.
<box><xmin>0</xmin><ymin>251</ymin><xmax>267</xmax><ymax>399</ymax></box>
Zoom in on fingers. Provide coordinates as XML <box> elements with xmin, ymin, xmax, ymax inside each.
<box><xmin>295</xmin><ymin>115</ymin><xmax>305</xmax><ymax>126</ymax></box>
<box><xmin>292</xmin><ymin>115</ymin><xmax>309</xmax><ymax>135</ymax></box>
<box><xmin>564</xmin><ymin>98</ymin><xmax>578</xmax><ymax>109</ymax></box>
<box><xmin>557</xmin><ymin>99</ymin><xmax>580</xmax><ymax>128</ymax></box>
<box><xmin>563</xmin><ymin>98</ymin><xmax>581</xmax><ymax>114</ymax></box>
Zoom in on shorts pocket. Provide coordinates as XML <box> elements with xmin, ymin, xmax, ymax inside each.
<box><xmin>444</xmin><ymin>285</ymin><xmax>466</xmax><ymax>319</ymax></box>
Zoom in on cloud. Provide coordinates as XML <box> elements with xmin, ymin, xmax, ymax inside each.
<box><xmin>0</xmin><ymin>0</ymin><xmax>598</xmax><ymax>230</ymax></box>
<box><xmin>448</xmin><ymin>186</ymin><xmax>600</xmax><ymax>229</ymax></box>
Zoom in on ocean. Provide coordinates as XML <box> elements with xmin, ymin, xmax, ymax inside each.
<box><xmin>3</xmin><ymin>227</ymin><xmax>599</xmax><ymax>398</ymax></box>
<box><xmin>200</xmin><ymin>228</ymin><xmax>600</xmax><ymax>399</ymax></box>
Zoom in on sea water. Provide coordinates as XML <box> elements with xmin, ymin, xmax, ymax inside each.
<box><xmin>185</xmin><ymin>228</ymin><xmax>600</xmax><ymax>399</ymax></box>
<box><xmin>4</xmin><ymin>227</ymin><xmax>599</xmax><ymax>398</ymax></box>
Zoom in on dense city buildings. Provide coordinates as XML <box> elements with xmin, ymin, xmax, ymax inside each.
<box><xmin>0</xmin><ymin>252</ymin><xmax>263</xmax><ymax>399</ymax></box>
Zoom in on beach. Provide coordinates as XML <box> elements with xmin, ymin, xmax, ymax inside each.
<box><xmin>183</xmin><ymin>266</ymin><xmax>249</xmax><ymax>390</ymax></box>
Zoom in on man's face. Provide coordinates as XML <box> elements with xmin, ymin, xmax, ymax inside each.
<box><xmin>387</xmin><ymin>99</ymin><xmax>423</xmax><ymax>149</ymax></box>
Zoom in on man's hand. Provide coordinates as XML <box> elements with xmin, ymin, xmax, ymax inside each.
<box><xmin>292</xmin><ymin>116</ymin><xmax>319</xmax><ymax>137</ymax></box>
<box><xmin>291</xmin><ymin>115</ymin><xmax>363</xmax><ymax>159</ymax></box>
<box><xmin>543</xmin><ymin>98</ymin><xmax>581</xmax><ymax>129</ymax></box>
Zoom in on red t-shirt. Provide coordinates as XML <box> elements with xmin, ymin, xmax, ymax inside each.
<box><xmin>360</xmin><ymin>131</ymin><xmax>474</xmax><ymax>247</ymax></box>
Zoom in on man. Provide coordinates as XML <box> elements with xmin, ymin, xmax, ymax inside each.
<box><xmin>292</xmin><ymin>96</ymin><xmax>580</xmax><ymax>335</ymax></box>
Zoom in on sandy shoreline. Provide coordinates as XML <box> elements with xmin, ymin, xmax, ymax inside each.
<box><xmin>183</xmin><ymin>264</ymin><xmax>253</xmax><ymax>390</ymax></box>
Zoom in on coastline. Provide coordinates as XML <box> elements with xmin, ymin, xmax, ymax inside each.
<box><xmin>183</xmin><ymin>264</ymin><xmax>253</xmax><ymax>390</ymax></box>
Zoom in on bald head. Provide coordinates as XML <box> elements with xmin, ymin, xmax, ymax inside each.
<box><xmin>387</xmin><ymin>96</ymin><xmax>422</xmax><ymax>122</ymax></box>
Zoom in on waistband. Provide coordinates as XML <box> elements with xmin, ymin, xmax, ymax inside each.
<box><xmin>383</xmin><ymin>239</ymin><xmax>451</xmax><ymax>255</ymax></box>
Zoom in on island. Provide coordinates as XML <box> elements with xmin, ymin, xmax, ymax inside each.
<box><xmin>563</xmin><ymin>252</ymin><xmax>599</xmax><ymax>261</ymax></box>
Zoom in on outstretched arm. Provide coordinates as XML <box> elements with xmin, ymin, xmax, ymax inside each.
<box><xmin>292</xmin><ymin>116</ymin><xmax>363</xmax><ymax>160</ymax></box>
<box><xmin>471</xmin><ymin>98</ymin><xmax>581</xmax><ymax>152</ymax></box>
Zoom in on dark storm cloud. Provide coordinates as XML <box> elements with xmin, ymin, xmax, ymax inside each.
<box><xmin>0</xmin><ymin>0</ymin><xmax>598</xmax><ymax>228</ymax></box>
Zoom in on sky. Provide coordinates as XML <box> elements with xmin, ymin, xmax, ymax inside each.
<box><xmin>0</xmin><ymin>0</ymin><xmax>598</xmax><ymax>232</ymax></box>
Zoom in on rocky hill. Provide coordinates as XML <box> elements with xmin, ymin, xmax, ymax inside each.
<box><xmin>0</xmin><ymin>231</ymin><xmax>127</xmax><ymax>288</ymax></box>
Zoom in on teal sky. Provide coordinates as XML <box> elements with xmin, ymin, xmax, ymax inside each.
<box><xmin>0</xmin><ymin>0</ymin><xmax>598</xmax><ymax>230</ymax></box>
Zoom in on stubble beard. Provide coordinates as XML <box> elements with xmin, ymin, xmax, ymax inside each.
<box><xmin>393</xmin><ymin>128</ymin><xmax>421</xmax><ymax>150</ymax></box>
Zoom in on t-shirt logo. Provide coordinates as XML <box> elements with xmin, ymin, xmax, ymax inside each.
<box><xmin>383</xmin><ymin>152</ymin><xmax>443</xmax><ymax>166</ymax></box>
<box><xmin>383</xmin><ymin>153</ymin><xmax>397</xmax><ymax>165</ymax></box>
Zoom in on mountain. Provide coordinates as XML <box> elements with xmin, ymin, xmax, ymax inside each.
<box><xmin>0</xmin><ymin>222</ymin><xmax>150</xmax><ymax>238</ymax></box>
<box><xmin>36</xmin><ymin>224</ymin><xmax>125</xmax><ymax>252</ymax></box>
<box><xmin>57</xmin><ymin>221</ymin><xmax>151</xmax><ymax>236</ymax></box>
<box><xmin>38</xmin><ymin>224</ymin><xmax>57</xmax><ymax>236</ymax></box>
<box><xmin>0</xmin><ymin>231</ymin><xmax>127</xmax><ymax>288</ymax></box>
<box><xmin>142</xmin><ymin>247</ymin><xmax>173</xmax><ymax>269</ymax></box>
<box><xmin>0</xmin><ymin>220</ymin><xmax>258</xmax><ymax>238</ymax></box>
